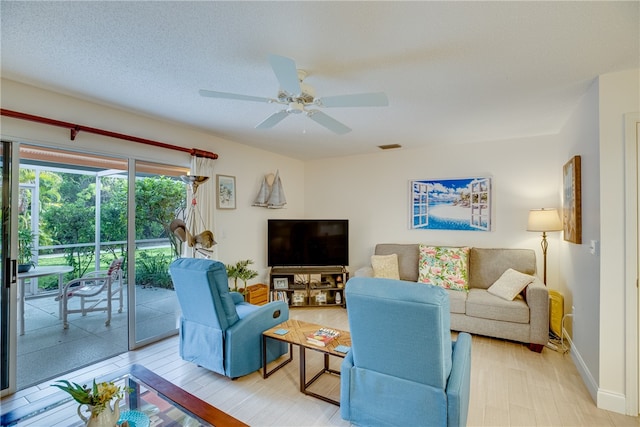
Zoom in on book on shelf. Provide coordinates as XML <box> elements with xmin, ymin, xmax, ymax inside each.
<box><xmin>270</xmin><ymin>291</ymin><xmax>289</xmax><ymax>304</ymax></box>
<box><xmin>306</xmin><ymin>327</ymin><xmax>340</xmax><ymax>347</ymax></box>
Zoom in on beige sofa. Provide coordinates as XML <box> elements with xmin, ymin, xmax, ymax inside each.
<box><xmin>355</xmin><ymin>244</ymin><xmax>549</xmax><ymax>352</ymax></box>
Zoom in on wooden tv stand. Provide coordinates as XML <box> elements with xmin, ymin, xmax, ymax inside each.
<box><xmin>268</xmin><ymin>266</ymin><xmax>348</xmax><ymax>308</ymax></box>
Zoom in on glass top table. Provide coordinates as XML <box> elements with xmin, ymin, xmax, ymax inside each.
<box><xmin>1</xmin><ymin>364</ymin><xmax>247</xmax><ymax>427</ymax></box>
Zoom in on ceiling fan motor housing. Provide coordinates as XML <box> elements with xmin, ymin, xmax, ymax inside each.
<box><xmin>278</xmin><ymin>79</ymin><xmax>315</xmax><ymax>105</ymax></box>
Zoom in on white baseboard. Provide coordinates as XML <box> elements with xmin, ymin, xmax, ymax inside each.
<box><xmin>597</xmin><ymin>389</ymin><xmax>628</xmax><ymax>415</ymax></box>
<box><xmin>563</xmin><ymin>329</ymin><xmax>598</xmax><ymax>402</ymax></box>
<box><xmin>563</xmin><ymin>328</ymin><xmax>628</xmax><ymax>415</ymax></box>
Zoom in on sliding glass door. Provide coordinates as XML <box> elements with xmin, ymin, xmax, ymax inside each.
<box><xmin>131</xmin><ymin>160</ymin><xmax>188</xmax><ymax>346</ymax></box>
<box><xmin>2</xmin><ymin>144</ymin><xmax>189</xmax><ymax>390</ymax></box>
<box><xmin>1</xmin><ymin>141</ymin><xmax>19</xmax><ymax>396</ymax></box>
<box><xmin>14</xmin><ymin>145</ymin><xmax>129</xmax><ymax>389</ymax></box>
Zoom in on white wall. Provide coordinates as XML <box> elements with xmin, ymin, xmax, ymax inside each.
<box><xmin>304</xmin><ymin>135</ymin><xmax>562</xmax><ymax>279</ymax></box>
<box><xmin>556</xmin><ymin>78</ymin><xmax>601</xmax><ymax>399</ymax></box>
<box><xmin>0</xmin><ymin>78</ymin><xmax>306</xmax><ymax>283</ymax></box>
<box><xmin>597</xmin><ymin>68</ymin><xmax>640</xmax><ymax>414</ymax></box>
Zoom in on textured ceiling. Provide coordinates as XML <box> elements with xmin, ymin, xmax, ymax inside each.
<box><xmin>1</xmin><ymin>1</ymin><xmax>638</xmax><ymax>160</ymax></box>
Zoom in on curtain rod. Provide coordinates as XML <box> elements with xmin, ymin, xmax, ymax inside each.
<box><xmin>0</xmin><ymin>109</ymin><xmax>218</xmax><ymax>160</ymax></box>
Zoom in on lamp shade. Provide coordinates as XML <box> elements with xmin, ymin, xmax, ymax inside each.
<box><xmin>527</xmin><ymin>208</ymin><xmax>562</xmax><ymax>232</ymax></box>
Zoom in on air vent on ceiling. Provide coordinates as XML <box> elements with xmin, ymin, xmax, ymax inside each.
<box><xmin>378</xmin><ymin>144</ymin><xmax>402</xmax><ymax>150</ymax></box>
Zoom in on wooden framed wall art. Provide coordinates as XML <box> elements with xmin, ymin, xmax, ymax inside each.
<box><xmin>216</xmin><ymin>175</ymin><xmax>236</xmax><ymax>209</ymax></box>
<box><xmin>562</xmin><ymin>155</ymin><xmax>582</xmax><ymax>244</ymax></box>
<box><xmin>409</xmin><ymin>176</ymin><xmax>492</xmax><ymax>231</ymax></box>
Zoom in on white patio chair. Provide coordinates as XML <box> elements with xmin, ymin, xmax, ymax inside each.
<box><xmin>59</xmin><ymin>258</ymin><xmax>124</xmax><ymax>329</ymax></box>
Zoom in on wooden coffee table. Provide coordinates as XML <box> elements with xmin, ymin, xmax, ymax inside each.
<box><xmin>262</xmin><ymin>319</ymin><xmax>351</xmax><ymax>406</ymax></box>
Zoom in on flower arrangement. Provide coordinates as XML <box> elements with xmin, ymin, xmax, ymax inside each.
<box><xmin>52</xmin><ymin>379</ymin><xmax>128</xmax><ymax>415</ymax></box>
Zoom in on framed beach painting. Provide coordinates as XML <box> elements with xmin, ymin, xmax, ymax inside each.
<box><xmin>410</xmin><ymin>176</ymin><xmax>492</xmax><ymax>231</ymax></box>
<box><xmin>216</xmin><ymin>174</ymin><xmax>236</xmax><ymax>209</ymax></box>
<box><xmin>563</xmin><ymin>155</ymin><xmax>582</xmax><ymax>244</ymax></box>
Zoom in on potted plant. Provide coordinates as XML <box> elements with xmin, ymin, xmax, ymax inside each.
<box><xmin>18</xmin><ymin>227</ymin><xmax>36</xmax><ymax>273</ymax></box>
<box><xmin>52</xmin><ymin>379</ymin><xmax>129</xmax><ymax>426</ymax></box>
<box><xmin>226</xmin><ymin>259</ymin><xmax>258</xmax><ymax>295</ymax></box>
<box><xmin>237</xmin><ymin>260</ymin><xmax>259</xmax><ymax>293</ymax></box>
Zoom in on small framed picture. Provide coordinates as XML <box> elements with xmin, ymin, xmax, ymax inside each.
<box><xmin>316</xmin><ymin>291</ymin><xmax>327</xmax><ymax>305</ymax></box>
<box><xmin>292</xmin><ymin>291</ymin><xmax>306</xmax><ymax>305</ymax></box>
<box><xmin>273</xmin><ymin>277</ymin><xmax>289</xmax><ymax>290</ymax></box>
<box><xmin>216</xmin><ymin>175</ymin><xmax>236</xmax><ymax>209</ymax></box>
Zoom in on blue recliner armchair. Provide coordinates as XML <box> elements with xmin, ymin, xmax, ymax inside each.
<box><xmin>169</xmin><ymin>258</ymin><xmax>289</xmax><ymax>378</ymax></box>
<box><xmin>341</xmin><ymin>277</ymin><xmax>472</xmax><ymax>427</ymax></box>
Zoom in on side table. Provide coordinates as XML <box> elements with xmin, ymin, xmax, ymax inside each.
<box><xmin>262</xmin><ymin>319</ymin><xmax>351</xmax><ymax>405</ymax></box>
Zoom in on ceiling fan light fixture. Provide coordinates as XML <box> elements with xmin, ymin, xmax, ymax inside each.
<box><xmin>288</xmin><ymin>102</ymin><xmax>304</xmax><ymax>114</ymax></box>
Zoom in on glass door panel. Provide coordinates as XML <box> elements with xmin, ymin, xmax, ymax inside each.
<box><xmin>1</xmin><ymin>141</ymin><xmax>19</xmax><ymax>396</ymax></box>
<box><xmin>15</xmin><ymin>144</ymin><xmax>129</xmax><ymax>390</ymax></box>
<box><xmin>132</xmin><ymin>160</ymin><xmax>188</xmax><ymax>345</ymax></box>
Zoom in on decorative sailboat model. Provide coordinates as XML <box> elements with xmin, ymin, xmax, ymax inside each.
<box><xmin>171</xmin><ymin>175</ymin><xmax>216</xmax><ymax>257</ymax></box>
<box><xmin>253</xmin><ymin>170</ymin><xmax>286</xmax><ymax>209</ymax></box>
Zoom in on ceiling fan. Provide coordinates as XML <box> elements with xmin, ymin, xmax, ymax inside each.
<box><xmin>199</xmin><ymin>54</ymin><xmax>388</xmax><ymax>135</ymax></box>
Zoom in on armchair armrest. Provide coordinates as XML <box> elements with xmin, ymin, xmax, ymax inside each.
<box><xmin>82</xmin><ymin>270</ymin><xmax>108</xmax><ymax>278</ymax></box>
<box><xmin>354</xmin><ymin>266</ymin><xmax>374</xmax><ymax>277</ymax></box>
<box><xmin>225</xmin><ymin>301</ymin><xmax>289</xmax><ymax>374</ymax></box>
<box><xmin>446</xmin><ymin>332</ymin><xmax>471</xmax><ymax>427</ymax></box>
<box><xmin>229</xmin><ymin>291</ymin><xmax>245</xmax><ymax>305</ymax></box>
<box><xmin>224</xmin><ymin>301</ymin><xmax>289</xmax><ymax>378</ymax></box>
<box><xmin>57</xmin><ymin>276</ymin><xmax>104</xmax><ymax>300</ymax></box>
<box><xmin>524</xmin><ymin>279</ymin><xmax>549</xmax><ymax>345</ymax></box>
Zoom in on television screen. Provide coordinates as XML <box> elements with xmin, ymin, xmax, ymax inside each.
<box><xmin>268</xmin><ymin>219</ymin><xmax>349</xmax><ymax>267</ymax></box>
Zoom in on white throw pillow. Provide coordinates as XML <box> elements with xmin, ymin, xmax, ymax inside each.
<box><xmin>371</xmin><ymin>254</ymin><xmax>400</xmax><ymax>280</ymax></box>
<box><xmin>487</xmin><ymin>268</ymin><xmax>535</xmax><ymax>301</ymax></box>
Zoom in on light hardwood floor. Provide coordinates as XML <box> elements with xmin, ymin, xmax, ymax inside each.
<box><xmin>2</xmin><ymin>307</ymin><xmax>638</xmax><ymax>426</ymax></box>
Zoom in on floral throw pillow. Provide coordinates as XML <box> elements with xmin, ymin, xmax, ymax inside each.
<box><xmin>418</xmin><ymin>245</ymin><xmax>470</xmax><ymax>291</ymax></box>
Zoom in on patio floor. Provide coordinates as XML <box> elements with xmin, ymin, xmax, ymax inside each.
<box><xmin>16</xmin><ymin>285</ymin><xmax>180</xmax><ymax>390</ymax></box>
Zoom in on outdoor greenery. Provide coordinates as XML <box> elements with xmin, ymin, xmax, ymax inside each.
<box><xmin>17</xmin><ymin>227</ymin><xmax>35</xmax><ymax>266</ymax></box>
<box><xmin>136</xmin><ymin>250</ymin><xmax>174</xmax><ymax>289</ymax></box>
<box><xmin>19</xmin><ymin>166</ymin><xmax>186</xmax><ymax>289</ymax></box>
<box><xmin>134</xmin><ymin>176</ymin><xmax>186</xmax><ymax>259</ymax></box>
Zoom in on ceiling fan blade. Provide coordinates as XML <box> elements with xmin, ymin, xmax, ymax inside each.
<box><xmin>307</xmin><ymin>110</ymin><xmax>352</xmax><ymax>135</ymax></box>
<box><xmin>256</xmin><ymin>110</ymin><xmax>290</xmax><ymax>129</ymax></box>
<box><xmin>199</xmin><ymin>89</ymin><xmax>272</xmax><ymax>103</ymax></box>
<box><xmin>268</xmin><ymin>54</ymin><xmax>302</xmax><ymax>96</ymax></box>
<box><xmin>316</xmin><ymin>92</ymin><xmax>389</xmax><ymax>108</ymax></box>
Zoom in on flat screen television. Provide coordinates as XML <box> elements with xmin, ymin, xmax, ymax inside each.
<box><xmin>268</xmin><ymin>219</ymin><xmax>349</xmax><ymax>267</ymax></box>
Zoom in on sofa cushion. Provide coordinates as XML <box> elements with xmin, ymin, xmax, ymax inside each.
<box><xmin>465</xmin><ymin>288</ymin><xmax>529</xmax><ymax>324</ymax></box>
<box><xmin>469</xmin><ymin>248</ymin><xmax>536</xmax><ymax>289</ymax></box>
<box><xmin>487</xmin><ymin>268</ymin><xmax>535</xmax><ymax>301</ymax></box>
<box><xmin>374</xmin><ymin>244</ymin><xmax>420</xmax><ymax>282</ymax></box>
<box><xmin>371</xmin><ymin>254</ymin><xmax>400</xmax><ymax>279</ymax></box>
<box><xmin>446</xmin><ymin>289</ymin><xmax>467</xmax><ymax>314</ymax></box>
<box><xmin>418</xmin><ymin>245</ymin><xmax>470</xmax><ymax>291</ymax></box>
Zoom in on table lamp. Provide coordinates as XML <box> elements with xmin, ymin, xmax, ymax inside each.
<box><xmin>527</xmin><ymin>208</ymin><xmax>562</xmax><ymax>285</ymax></box>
